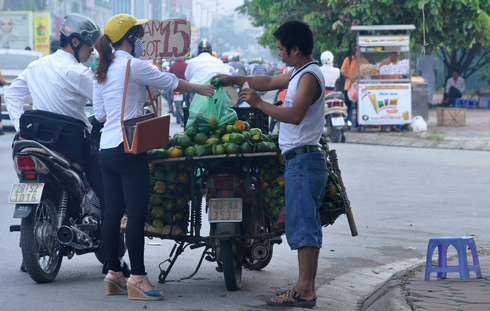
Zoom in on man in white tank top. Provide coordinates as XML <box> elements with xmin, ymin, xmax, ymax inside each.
<box><xmin>214</xmin><ymin>21</ymin><xmax>326</xmax><ymax>308</ymax></box>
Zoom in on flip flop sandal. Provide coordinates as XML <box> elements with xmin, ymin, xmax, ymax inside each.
<box><xmin>267</xmin><ymin>289</ymin><xmax>316</xmax><ymax>308</ymax></box>
<box><xmin>275</xmin><ymin>289</ymin><xmax>316</xmax><ymax>301</ymax></box>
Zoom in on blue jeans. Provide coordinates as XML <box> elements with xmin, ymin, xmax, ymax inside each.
<box><xmin>284</xmin><ymin>148</ymin><xmax>327</xmax><ymax>249</ymax></box>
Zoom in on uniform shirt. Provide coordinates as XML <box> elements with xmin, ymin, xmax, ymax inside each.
<box><xmin>184</xmin><ymin>52</ymin><xmax>229</xmax><ymax>84</ymax></box>
<box><xmin>229</xmin><ymin>61</ymin><xmax>246</xmax><ymax>75</ymax></box>
<box><xmin>169</xmin><ymin>60</ymin><xmax>187</xmax><ymax>80</ymax></box>
<box><xmin>5</xmin><ymin>49</ymin><xmax>93</xmax><ymax>132</ymax></box>
<box><xmin>417</xmin><ymin>55</ymin><xmax>438</xmax><ymax>85</ymax></box>
<box><xmin>320</xmin><ymin>64</ymin><xmax>340</xmax><ymax>88</ymax></box>
<box><xmin>340</xmin><ymin>56</ymin><xmax>369</xmax><ymax>91</ymax></box>
<box><xmin>93</xmin><ymin>50</ymin><xmax>179</xmax><ymax>149</ymax></box>
<box><xmin>445</xmin><ymin>76</ymin><xmax>465</xmax><ymax>94</ymax></box>
<box><xmin>279</xmin><ymin>61</ymin><xmax>325</xmax><ymax>154</ymax></box>
<box><xmin>253</xmin><ymin>64</ymin><xmax>267</xmax><ymax>76</ymax></box>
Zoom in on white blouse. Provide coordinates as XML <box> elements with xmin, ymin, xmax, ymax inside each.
<box><xmin>94</xmin><ymin>50</ymin><xmax>179</xmax><ymax>149</ymax></box>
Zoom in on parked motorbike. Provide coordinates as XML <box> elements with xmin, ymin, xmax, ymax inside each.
<box><xmin>9</xmin><ymin>139</ymin><xmax>108</xmax><ymax>283</ymax></box>
<box><xmin>170</xmin><ymin>91</ymin><xmax>187</xmax><ymax>125</ymax></box>
<box><xmin>202</xmin><ymin>158</ymin><xmax>282</xmax><ymax>291</ymax></box>
<box><xmin>324</xmin><ymin>92</ymin><xmax>350</xmax><ymax>143</ymax></box>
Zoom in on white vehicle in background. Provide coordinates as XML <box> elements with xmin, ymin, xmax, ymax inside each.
<box><xmin>0</xmin><ymin>49</ymin><xmax>45</xmax><ymax>120</ymax></box>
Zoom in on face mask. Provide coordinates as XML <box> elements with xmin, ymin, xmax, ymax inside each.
<box><xmin>133</xmin><ymin>38</ymin><xmax>143</xmax><ymax>58</ymax></box>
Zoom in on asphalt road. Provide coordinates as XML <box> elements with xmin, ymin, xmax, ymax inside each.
<box><xmin>1</xmin><ymin>94</ymin><xmax>489</xmax><ymax>310</ymax></box>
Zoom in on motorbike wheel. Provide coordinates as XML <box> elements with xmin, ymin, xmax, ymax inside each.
<box><xmin>221</xmin><ymin>239</ymin><xmax>242</xmax><ymax>291</ymax></box>
<box><xmin>331</xmin><ymin>129</ymin><xmax>342</xmax><ymax>143</ymax></box>
<box><xmin>176</xmin><ymin>102</ymin><xmax>183</xmax><ymax>125</ymax></box>
<box><xmin>248</xmin><ymin>246</ymin><xmax>273</xmax><ymax>271</ymax></box>
<box><xmin>21</xmin><ymin>192</ymin><xmax>62</xmax><ymax>283</ymax></box>
<box><xmin>94</xmin><ymin>248</ymin><xmax>106</xmax><ymax>264</ymax></box>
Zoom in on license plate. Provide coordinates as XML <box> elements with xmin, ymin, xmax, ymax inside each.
<box><xmin>208</xmin><ymin>198</ymin><xmax>242</xmax><ymax>223</ymax></box>
<box><xmin>331</xmin><ymin>117</ymin><xmax>345</xmax><ymax>127</ymax></box>
<box><xmin>173</xmin><ymin>94</ymin><xmax>183</xmax><ymax>101</ymax></box>
<box><xmin>9</xmin><ymin>183</ymin><xmax>44</xmax><ymax>204</ymax></box>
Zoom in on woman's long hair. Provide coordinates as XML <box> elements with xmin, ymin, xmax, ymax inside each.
<box><xmin>94</xmin><ymin>25</ymin><xmax>143</xmax><ymax>84</ymax></box>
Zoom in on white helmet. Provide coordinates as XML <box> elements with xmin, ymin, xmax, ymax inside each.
<box><xmin>321</xmin><ymin>51</ymin><xmax>334</xmax><ymax>65</ymax></box>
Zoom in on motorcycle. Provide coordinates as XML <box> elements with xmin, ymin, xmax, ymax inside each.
<box><xmin>324</xmin><ymin>92</ymin><xmax>350</xmax><ymax>143</ymax></box>
<box><xmin>202</xmin><ymin>157</ymin><xmax>282</xmax><ymax>291</ymax></box>
<box><xmin>170</xmin><ymin>91</ymin><xmax>186</xmax><ymax>125</ymax></box>
<box><xmin>9</xmin><ymin>134</ymin><xmax>112</xmax><ymax>283</ymax></box>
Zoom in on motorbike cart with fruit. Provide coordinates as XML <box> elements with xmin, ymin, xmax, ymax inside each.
<box><xmin>130</xmin><ymin>83</ymin><xmax>357</xmax><ymax>291</ymax></box>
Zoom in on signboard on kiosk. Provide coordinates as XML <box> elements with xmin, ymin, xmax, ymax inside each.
<box><xmin>358</xmin><ymin>83</ymin><xmax>411</xmax><ymax>125</ymax></box>
<box><xmin>140</xmin><ymin>19</ymin><xmax>191</xmax><ymax>60</ymax></box>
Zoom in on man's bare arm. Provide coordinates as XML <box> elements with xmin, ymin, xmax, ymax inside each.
<box><xmin>213</xmin><ymin>72</ymin><xmax>290</xmax><ymax>92</ymax></box>
<box><xmin>242</xmin><ymin>73</ymin><xmax>320</xmax><ymax>125</ymax></box>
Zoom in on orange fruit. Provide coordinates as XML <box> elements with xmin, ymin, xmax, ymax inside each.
<box><xmin>168</xmin><ymin>146</ymin><xmax>184</xmax><ymax>158</ymax></box>
<box><xmin>234</xmin><ymin>120</ymin><xmax>245</xmax><ymax>131</ymax></box>
<box><xmin>229</xmin><ymin>132</ymin><xmax>245</xmax><ymax>145</ymax></box>
<box><xmin>249</xmin><ymin>128</ymin><xmax>262</xmax><ymax>136</ymax></box>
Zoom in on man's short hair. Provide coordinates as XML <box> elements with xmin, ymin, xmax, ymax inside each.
<box><xmin>273</xmin><ymin>21</ymin><xmax>313</xmax><ymax>57</ymax></box>
<box><xmin>453</xmin><ymin>68</ymin><xmax>460</xmax><ymax>73</ymax></box>
<box><xmin>59</xmin><ymin>34</ymin><xmax>69</xmax><ymax>48</ymax></box>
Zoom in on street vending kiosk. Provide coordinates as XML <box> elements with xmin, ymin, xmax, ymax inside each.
<box><xmin>351</xmin><ymin>25</ymin><xmax>415</xmax><ymax>126</ymax></box>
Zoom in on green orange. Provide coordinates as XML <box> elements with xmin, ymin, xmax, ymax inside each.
<box><xmin>226</xmin><ymin>143</ymin><xmax>240</xmax><ymax>154</ymax></box>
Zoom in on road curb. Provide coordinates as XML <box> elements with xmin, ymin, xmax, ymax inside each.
<box><xmin>360</xmin><ymin>263</ymin><xmax>425</xmax><ymax>311</ymax></box>
<box><xmin>343</xmin><ymin>133</ymin><xmax>490</xmax><ymax>151</ymax></box>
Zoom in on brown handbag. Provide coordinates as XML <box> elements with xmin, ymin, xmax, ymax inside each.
<box><xmin>121</xmin><ymin>59</ymin><xmax>170</xmax><ymax>154</ymax></box>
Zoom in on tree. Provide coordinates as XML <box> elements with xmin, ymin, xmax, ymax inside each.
<box><xmin>237</xmin><ymin>0</ymin><xmax>490</xmax><ymax>84</ymax></box>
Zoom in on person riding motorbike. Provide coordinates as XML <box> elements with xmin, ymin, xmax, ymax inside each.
<box><xmin>229</xmin><ymin>55</ymin><xmax>247</xmax><ymax>76</ymax></box>
<box><xmin>184</xmin><ymin>40</ymin><xmax>229</xmax><ymax>84</ymax></box>
<box><xmin>4</xmin><ymin>13</ymin><xmax>128</xmax><ymax>275</ymax></box>
<box><xmin>320</xmin><ymin>50</ymin><xmax>340</xmax><ymax>94</ymax></box>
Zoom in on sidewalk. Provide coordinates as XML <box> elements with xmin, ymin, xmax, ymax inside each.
<box><xmin>344</xmin><ymin>108</ymin><xmax>490</xmax><ymax>152</ymax></box>
<box><xmin>346</xmin><ymin>106</ymin><xmax>490</xmax><ymax>310</ymax></box>
<box><xmin>362</xmin><ymin>251</ymin><xmax>490</xmax><ymax>311</ymax></box>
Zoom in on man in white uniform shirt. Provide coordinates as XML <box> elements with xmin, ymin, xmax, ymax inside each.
<box><xmin>417</xmin><ymin>50</ymin><xmax>438</xmax><ymax>106</ymax></box>
<box><xmin>184</xmin><ymin>40</ymin><xmax>229</xmax><ymax>84</ymax></box>
<box><xmin>320</xmin><ymin>50</ymin><xmax>340</xmax><ymax>93</ymax></box>
<box><xmin>5</xmin><ymin>14</ymin><xmax>126</xmax><ymax>274</ymax></box>
<box><xmin>214</xmin><ymin>21</ymin><xmax>325</xmax><ymax>308</ymax></box>
<box><xmin>443</xmin><ymin>68</ymin><xmax>465</xmax><ymax>106</ymax></box>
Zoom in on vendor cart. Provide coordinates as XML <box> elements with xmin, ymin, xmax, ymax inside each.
<box><xmin>351</xmin><ymin>25</ymin><xmax>415</xmax><ymax>127</ymax></box>
<box><xmin>132</xmin><ymin>107</ymin><xmax>357</xmax><ymax>291</ymax></box>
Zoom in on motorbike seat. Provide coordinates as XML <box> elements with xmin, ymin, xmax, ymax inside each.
<box><xmin>20</xmin><ymin>147</ymin><xmax>84</xmax><ymax>172</ymax></box>
<box><xmin>325</xmin><ymin>91</ymin><xmax>345</xmax><ymax>101</ymax></box>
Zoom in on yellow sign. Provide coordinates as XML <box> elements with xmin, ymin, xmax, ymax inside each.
<box><xmin>34</xmin><ymin>12</ymin><xmax>49</xmax><ymax>55</ymax></box>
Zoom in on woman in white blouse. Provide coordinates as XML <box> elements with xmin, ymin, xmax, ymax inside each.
<box><xmin>93</xmin><ymin>14</ymin><xmax>214</xmax><ymax>300</ymax></box>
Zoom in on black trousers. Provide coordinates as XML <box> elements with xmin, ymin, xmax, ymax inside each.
<box><xmin>444</xmin><ymin>86</ymin><xmax>462</xmax><ymax>106</ymax></box>
<box><xmin>343</xmin><ymin>89</ymin><xmax>354</xmax><ymax>114</ymax></box>
<box><xmin>99</xmin><ymin>143</ymin><xmax>150</xmax><ymax>275</ymax></box>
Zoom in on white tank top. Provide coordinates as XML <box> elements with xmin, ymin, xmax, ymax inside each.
<box><xmin>279</xmin><ymin>61</ymin><xmax>325</xmax><ymax>154</ymax></box>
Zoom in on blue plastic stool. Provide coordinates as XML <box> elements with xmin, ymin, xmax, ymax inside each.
<box><xmin>466</xmin><ymin>98</ymin><xmax>478</xmax><ymax>109</ymax></box>
<box><xmin>454</xmin><ymin>98</ymin><xmax>465</xmax><ymax>108</ymax></box>
<box><xmin>424</xmin><ymin>237</ymin><xmax>482</xmax><ymax>281</ymax></box>
<box><xmin>482</xmin><ymin>99</ymin><xmax>490</xmax><ymax>109</ymax></box>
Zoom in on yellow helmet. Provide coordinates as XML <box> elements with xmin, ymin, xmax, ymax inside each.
<box><xmin>252</xmin><ymin>58</ymin><xmax>256</xmax><ymax>63</ymax></box>
<box><xmin>104</xmin><ymin>14</ymin><xmax>148</xmax><ymax>44</ymax></box>
<box><xmin>212</xmin><ymin>51</ymin><xmax>218</xmax><ymax>58</ymax></box>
